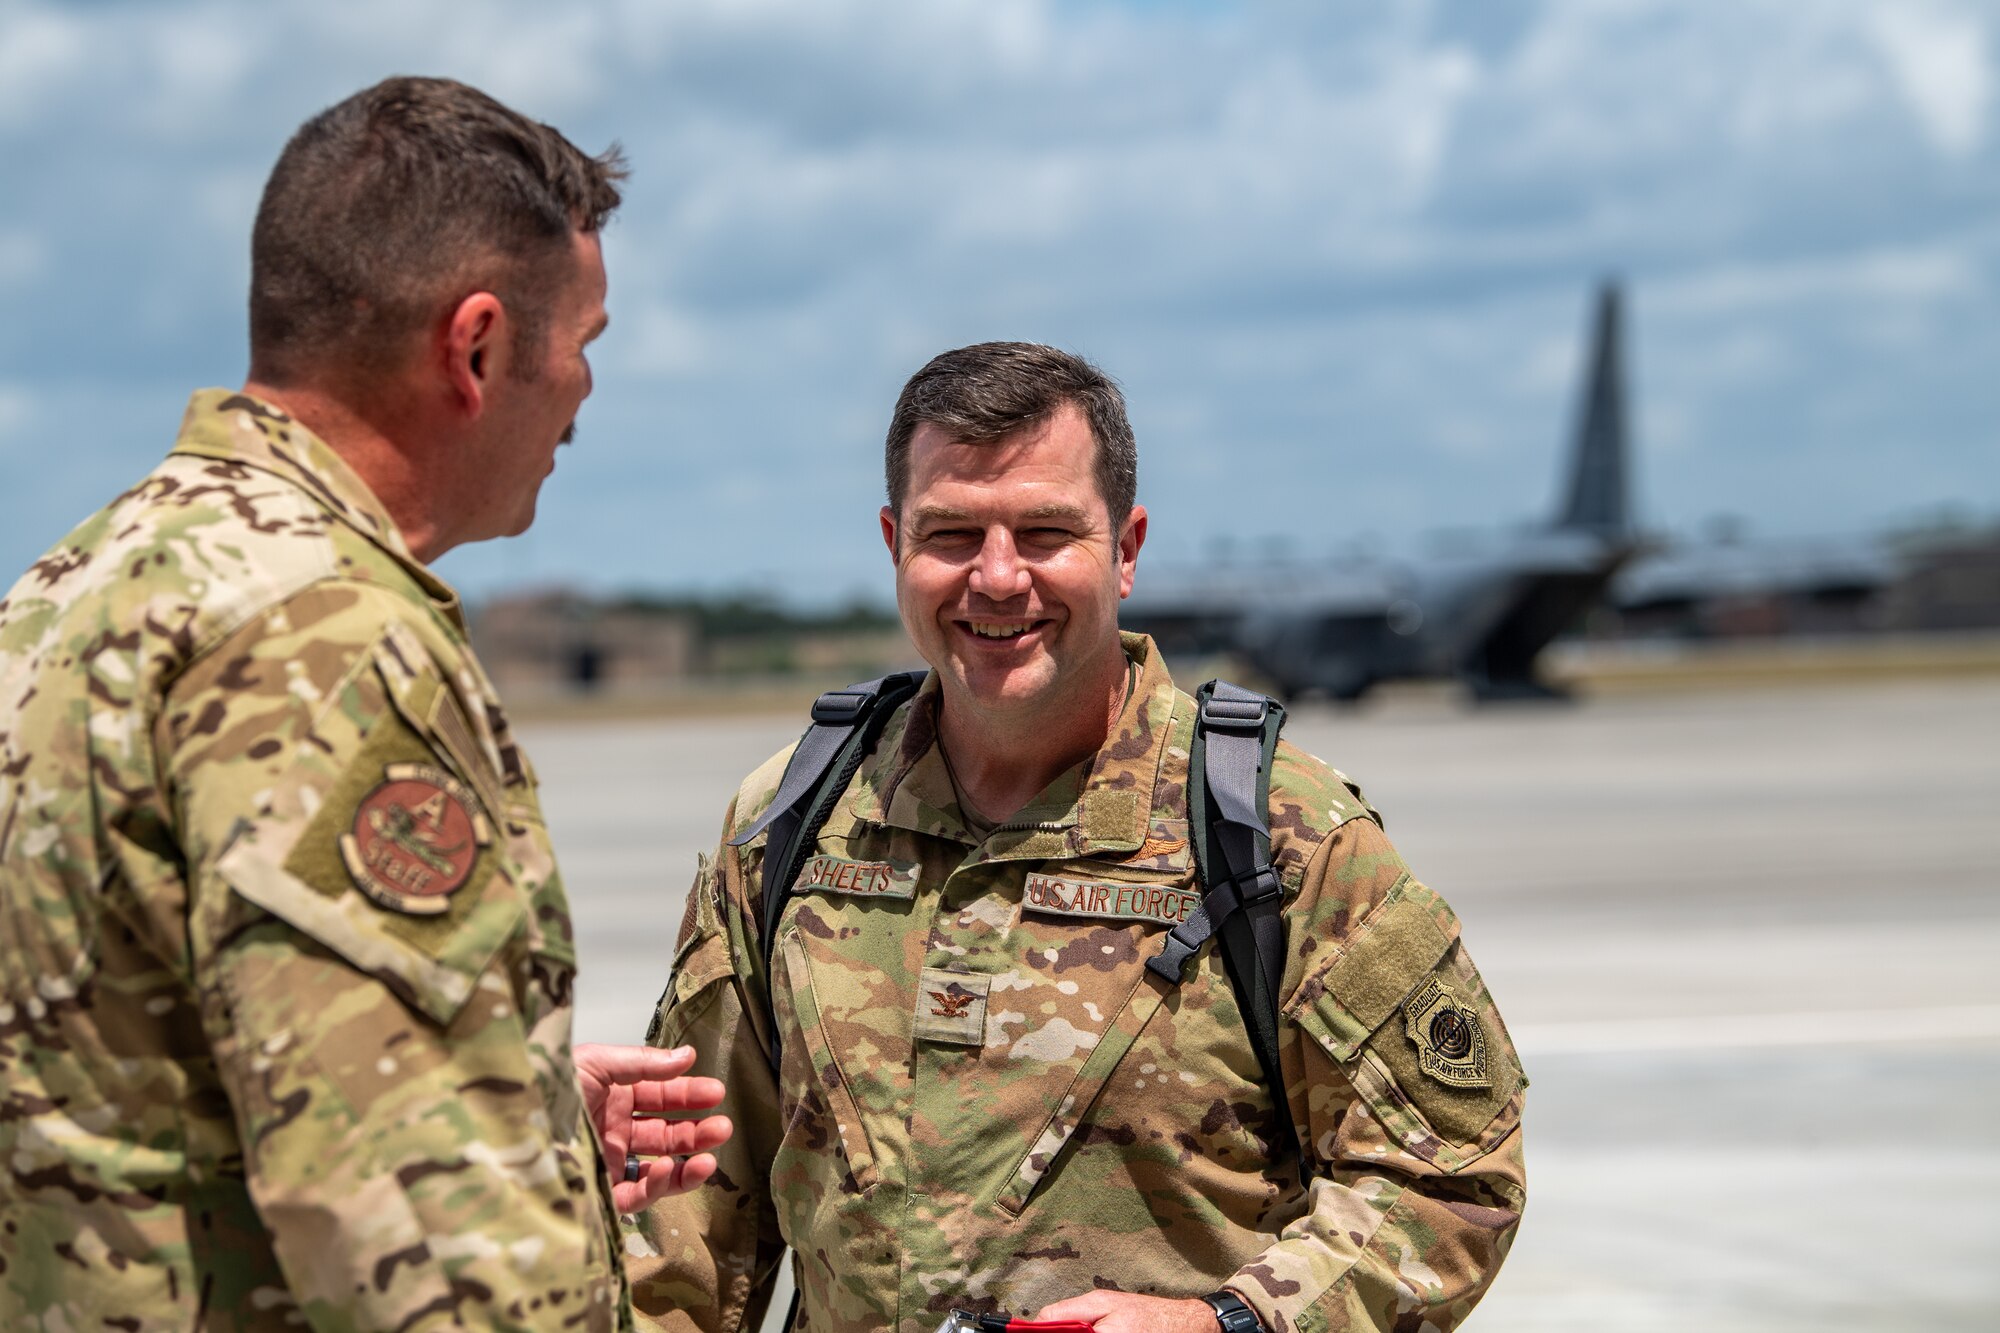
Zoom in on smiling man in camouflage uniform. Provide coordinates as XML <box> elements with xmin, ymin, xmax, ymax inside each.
<box><xmin>0</xmin><ymin>78</ymin><xmax>729</xmax><ymax>1330</ymax></box>
<box><xmin>630</xmin><ymin>344</ymin><xmax>1526</xmax><ymax>1333</ymax></box>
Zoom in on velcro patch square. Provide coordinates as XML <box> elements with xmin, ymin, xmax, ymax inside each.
<box><xmin>793</xmin><ymin>853</ymin><xmax>914</xmax><ymax>900</ymax></box>
<box><xmin>1023</xmin><ymin>873</ymin><xmax>1199</xmax><ymax>927</ymax></box>
<box><xmin>913</xmin><ymin>968</ymin><xmax>989</xmax><ymax>1046</ymax></box>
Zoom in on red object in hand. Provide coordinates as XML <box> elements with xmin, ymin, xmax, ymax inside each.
<box><xmin>938</xmin><ymin>1309</ymin><xmax>1098</xmax><ymax>1333</ymax></box>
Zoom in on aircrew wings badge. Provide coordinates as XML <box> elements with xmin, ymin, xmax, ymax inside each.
<box><xmin>340</xmin><ymin>762</ymin><xmax>491</xmax><ymax>915</ymax></box>
<box><xmin>1402</xmin><ymin>975</ymin><xmax>1491</xmax><ymax>1089</ymax></box>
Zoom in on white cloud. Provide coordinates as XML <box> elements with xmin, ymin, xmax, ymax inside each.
<box><xmin>0</xmin><ymin>4</ymin><xmax>89</xmax><ymax>128</ymax></box>
<box><xmin>613</xmin><ymin>301</ymin><xmax>712</xmax><ymax>378</ymax></box>
<box><xmin>1654</xmin><ymin>246</ymin><xmax>1980</xmax><ymax>317</ymax></box>
<box><xmin>0</xmin><ymin>229</ymin><xmax>43</xmax><ymax>287</ymax></box>
<box><xmin>1868</xmin><ymin>1</ymin><xmax>1991</xmax><ymax>156</ymax></box>
<box><xmin>0</xmin><ymin>383</ymin><xmax>34</xmax><ymax>451</ymax></box>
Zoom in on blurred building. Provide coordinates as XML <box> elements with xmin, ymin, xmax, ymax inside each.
<box><xmin>471</xmin><ymin>590</ymin><xmax>696</xmax><ymax>695</ymax></box>
<box><xmin>1597</xmin><ymin>526</ymin><xmax>2000</xmax><ymax>642</ymax></box>
<box><xmin>468</xmin><ymin>589</ymin><xmax>914</xmax><ymax>698</ymax></box>
<box><xmin>1608</xmin><ymin>536</ymin><xmax>1899</xmax><ymax>639</ymax></box>
<box><xmin>1879</xmin><ymin>532</ymin><xmax>2000</xmax><ymax>633</ymax></box>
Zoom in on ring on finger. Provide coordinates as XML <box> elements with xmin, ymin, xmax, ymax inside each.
<box><xmin>624</xmin><ymin>1156</ymin><xmax>644</xmax><ymax>1183</ymax></box>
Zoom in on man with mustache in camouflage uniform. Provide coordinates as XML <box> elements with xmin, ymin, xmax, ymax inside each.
<box><xmin>0</xmin><ymin>77</ymin><xmax>729</xmax><ymax>1330</ymax></box>
<box><xmin>629</xmin><ymin>344</ymin><xmax>1525</xmax><ymax>1333</ymax></box>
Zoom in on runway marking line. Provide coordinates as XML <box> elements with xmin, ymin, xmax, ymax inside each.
<box><xmin>1512</xmin><ymin>1003</ymin><xmax>2000</xmax><ymax>1056</ymax></box>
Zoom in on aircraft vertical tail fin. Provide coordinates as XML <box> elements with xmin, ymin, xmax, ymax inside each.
<box><xmin>1554</xmin><ymin>281</ymin><xmax>1631</xmax><ymax>536</ymax></box>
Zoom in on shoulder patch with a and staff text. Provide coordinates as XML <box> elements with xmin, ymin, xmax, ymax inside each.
<box><xmin>340</xmin><ymin>762</ymin><xmax>491</xmax><ymax>914</ymax></box>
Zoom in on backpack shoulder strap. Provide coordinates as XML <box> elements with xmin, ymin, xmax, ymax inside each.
<box><xmin>729</xmin><ymin>669</ymin><xmax>926</xmax><ymax>1067</ymax></box>
<box><xmin>1146</xmin><ymin>679</ymin><xmax>1302</xmax><ymax>1181</ymax></box>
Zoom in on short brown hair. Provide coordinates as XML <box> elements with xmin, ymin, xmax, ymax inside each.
<box><xmin>885</xmin><ymin>342</ymin><xmax>1138</xmax><ymax>522</ymax></box>
<box><xmin>248</xmin><ymin>76</ymin><xmax>627</xmax><ymax>384</ymax></box>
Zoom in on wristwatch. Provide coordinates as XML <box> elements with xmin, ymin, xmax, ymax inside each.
<box><xmin>1201</xmin><ymin>1291</ymin><xmax>1265</xmax><ymax>1333</ymax></box>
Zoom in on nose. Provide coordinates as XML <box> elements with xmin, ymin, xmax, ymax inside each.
<box><xmin>967</xmin><ymin>526</ymin><xmax>1031</xmax><ymax>601</ymax></box>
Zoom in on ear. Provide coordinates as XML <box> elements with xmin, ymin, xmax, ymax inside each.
<box><xmin>879</xmin><ymin>505</ymin><xmax>901</xmax><ymax>564</ymax></box>
<box><xmin>1115</xmin><ymin>504</ymin><xmax>1147</xmax><ymax>599</ymax></box>
<box><xmin>443</xmin><ymin>291</ymin><xmax>506</xmax><ymax>417</ymax></box>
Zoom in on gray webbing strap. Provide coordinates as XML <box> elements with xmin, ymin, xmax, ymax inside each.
<box><xmin>1148</xmin><ymin>679</ymin><xmax>1302</xmax><ymax>1183</ymax></box>
<box><xmin>732</xmin><ymin>681</ymin><xmax>899</xmax><ymax>850</ymax></box>
<box><xmin>1148</xmin><ymin>682</ymin><xmax>1282</xmax><ymax>983</ymax></box>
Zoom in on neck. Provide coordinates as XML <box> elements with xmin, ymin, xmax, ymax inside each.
<box><xmin>240</xmin><ymin>378</ymin><xmax>452</xmax><ymax>563</ymax></box>
<box><xmin>937</xmin><ymin>645</ymin><xmax>1131</xmax><ymax>825</ymax></box>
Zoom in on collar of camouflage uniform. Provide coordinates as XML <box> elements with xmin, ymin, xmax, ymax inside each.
<box><xmin>824</xmin><ymin>631</ymin><xmax>1194</xmax><ymax>872</ymax></box>
<box><xmin>169</xmin><ymin>388</ymin><xmax>468</xmax><ymax>626</ymax></box>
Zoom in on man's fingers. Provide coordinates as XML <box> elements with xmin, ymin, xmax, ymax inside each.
<box><xmin>576</xmin><ymin>1041</ymin><xmax>697</xmax><ymax>1084</ymax></box>
<box><xmin>609</xmin><ymin>1151</ymin><xmax>720</xmax><ymax>1213</ymax></box>
<box><xmin>628</xmin><ymin>1113</ymin><xmax>733</xmax><ymax>1157</ymax></box>
<box><xmin>1033</xmin><ymin>1292</ymin><xmax>1111</xmax><ymax>1323</ymax></box>
<box><xmin>623</xmin><ymin>1075</ymin><xmax>727</xmax><ymax>1114</ymax></box>
<box><xmin>662</xmin><ymin>1151</ymin><xmax>719</xmax><ymax>1198</ymax></box>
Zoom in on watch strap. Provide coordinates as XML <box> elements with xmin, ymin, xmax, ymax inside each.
<box><xmin>1201</xmin><ymin>1291</ymin><xmax>1265</xmax><ymax>1333</ymax></box>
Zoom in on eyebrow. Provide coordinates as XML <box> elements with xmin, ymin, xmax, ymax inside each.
<box><xmin>909</xmin><ymin>502</ymin><xmax>1095</xmax><ymax>528</ymax></box>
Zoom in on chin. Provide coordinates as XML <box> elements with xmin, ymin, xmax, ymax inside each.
<box><xmin>949</xmin><ymin>656</ymin><xmax>1059</xmax><ymax>712</ymax></box>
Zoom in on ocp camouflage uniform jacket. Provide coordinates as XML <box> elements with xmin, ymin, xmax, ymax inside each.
<box><xmin>0</xmin><ymin>391</ymin><xmax>629</xmax><ymax>1330</ymax></box>
<box><xmin>632</xmin><ymin>634</ymin><xmax>1525</xmax><ymax>1333</ymax></box>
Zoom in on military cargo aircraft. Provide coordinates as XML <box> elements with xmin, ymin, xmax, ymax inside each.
<box><xmin>1126</xmin><ymin>282</ymin><xmax>1641</xmax><ymax>701</ymax></box>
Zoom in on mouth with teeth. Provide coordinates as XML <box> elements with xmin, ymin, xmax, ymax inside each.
<box><xmin>958</xmin><ymin>618</ymin><xmax>1049</xmax><ymax>643</ymax></box>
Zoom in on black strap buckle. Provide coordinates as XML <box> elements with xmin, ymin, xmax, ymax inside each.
<box><xmin>1229</xmin><ymin>863</ymin><xmax>1282</xmax><ymax>904</ymax></box>
<box><xmin>1200</xmin><ymin>694</ymin><xmax>1268</xmax><ymax>732</ymax></box>
<box><xmin>811</xmin><ymin>689</ymin><xmax>871</xmax><ymax>725</ymax></box>
<box><xmin>1147</xmin><ymin>930</ymin><xmax>1199</xmax><ymax>981</ymax></box>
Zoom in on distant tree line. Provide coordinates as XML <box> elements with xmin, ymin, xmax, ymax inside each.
<box><xmin>603</xmin><ymin>593</ymin><xmax>899</xmax><ymax>641</ymax></box>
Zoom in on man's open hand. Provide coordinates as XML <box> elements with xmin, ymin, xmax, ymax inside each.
<box><xmin>1034</xmin><ymin>1291</ymin><xmax>1219</xmax><ymax>1333</ymax></box>
<box><xmin>575</xmin><ymin>1042</ymin><xmax>731</xmax><ymax>1213</ymax></box>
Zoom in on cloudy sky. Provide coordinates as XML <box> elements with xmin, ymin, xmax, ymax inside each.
<box><xmin>1</xmin><ymin>0</ymin><xmax>1994</xmax><ymax>604</ymax></box>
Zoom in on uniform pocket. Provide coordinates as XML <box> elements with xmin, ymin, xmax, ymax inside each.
<box><xmin>215</xmin><ymin>627</ymin><xmax>527</xmax><ymax>1028</ymax></box>
<box><xmin>218</xmin><ymin>829</ymin><xmax>525</xmax><ymax>1029</ymax></box>
<box><xmin>992</xmin><ymin>965</ymin><xmax>1170</xmax><ymax>1217</ymax></box>
<box><xmin>778</xmin><ymin>927</ymin><xmax>880</xmax><ymax>1192</ymax></box>
<box><xmin>1285</xmin><ymin>878</ymin><xmax>1523</xmax><ymax>1170</ymax></box>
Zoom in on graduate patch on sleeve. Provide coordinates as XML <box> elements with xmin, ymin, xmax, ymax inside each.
<box><xmin>1023</xmin><ymin>873</ymin><xmax>1200</xmax><ymax>927</ymax></box>
<box><xmin>1402</xmin><ymin>974</ymin><xmax>1492</xmax><ymax>1089</ymax></box>
<box><xmin>340</xmin><ymin>763</ymin><xmax>492</xmax><ymax>915</ymax></box>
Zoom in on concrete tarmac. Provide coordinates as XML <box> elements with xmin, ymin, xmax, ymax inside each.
<box><xmin>522</xmin><ymin>677</ymin><xmax>2000</xmax><ymax>1331</ymax></box>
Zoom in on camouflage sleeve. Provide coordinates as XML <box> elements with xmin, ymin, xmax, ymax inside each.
<box><xmin>1231</xmin><ymin>818</ymin><xmax>1527</xmax><ymax>1333</ymax></box>
<box><xmin>627</xmin><ymin>799</ymin><xmax>788</xmax><ymax>1333</ymax></box>
<box><xmin>167</xmin><ymin>583</ymin><xmax>626</xmax><ymax>1331</ymax></box>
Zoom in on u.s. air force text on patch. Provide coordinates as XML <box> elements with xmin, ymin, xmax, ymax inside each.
<box><xmin>1402</xmin><ymin>975</ymin><xmax>1491</xmax><ymax>1088</ymax></box>
<box><xmin>1023</xmin><ymin>872</ymin><xmax>1199</xmax><ymax>926</ymax></box>
<box><xmin>339</xmin><ymin>762</ymin><xmax>491</xmax><ymax>914</ymax></box>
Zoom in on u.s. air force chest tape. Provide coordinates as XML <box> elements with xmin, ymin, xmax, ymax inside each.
<box><xmin>793</xmin><ymin>853</ymin><xmax>916</xmax><ymax>900</ymax></box>
<box><xmin>1023</xmin><ymin>873</ymin><xmax>1199</xmax><ymax>927</ymax></box>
